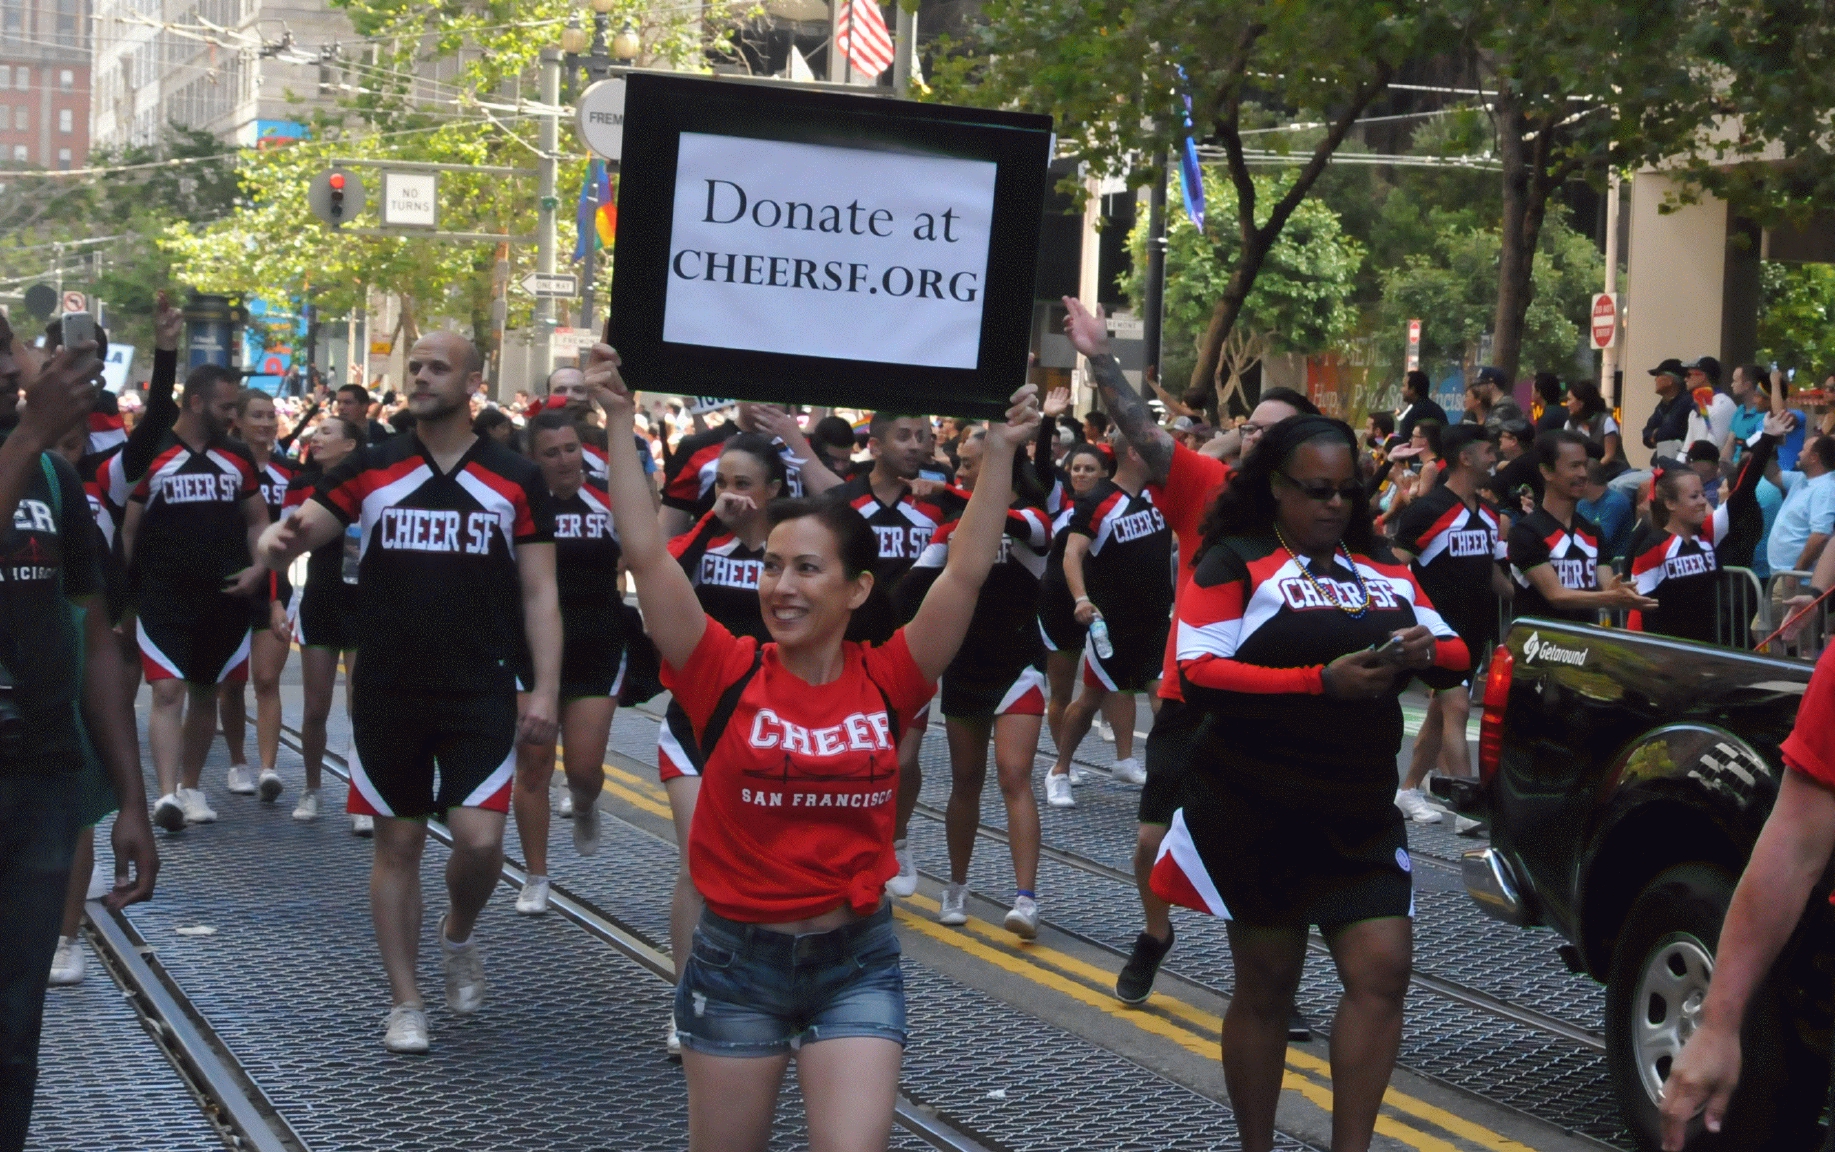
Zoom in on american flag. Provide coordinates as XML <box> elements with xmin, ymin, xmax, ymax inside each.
<box><xmin>835</xmin><ymin>0</ymin><xmax>894</xmax><ymax>80</ymax></box>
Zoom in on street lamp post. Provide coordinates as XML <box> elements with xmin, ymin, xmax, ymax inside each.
<box><xmin>562</xmin><ymin>1</ymin><xmax>635</xmax><ymax>336</ymax></box>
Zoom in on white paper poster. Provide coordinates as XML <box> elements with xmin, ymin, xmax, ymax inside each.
<box><xmin>662</xmin><ymin>133</ymin><xmax>997</xmax><ymax>370</ymax></box>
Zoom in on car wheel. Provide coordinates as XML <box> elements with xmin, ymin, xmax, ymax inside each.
<box><xmin>1605</xmin><ymin>863</ymin><xmax>1824</xmax><ymax>1151</ymax></box>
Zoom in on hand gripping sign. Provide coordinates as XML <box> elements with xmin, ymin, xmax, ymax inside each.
<box><xmin>609</xmin><ymin>73</ymin><xmax>1052</xmax><ymax>419</ymax></box>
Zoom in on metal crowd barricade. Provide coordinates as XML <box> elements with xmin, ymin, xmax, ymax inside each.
<box><xmin>1761</xmin><ymin>569</ymin><xmax>1828</xmax><ymax>660</ymax></box>
<box><xmin>1712</xmin><ymin>566</ymin><xmax>1767</xmax><ymax>650</ymax></box>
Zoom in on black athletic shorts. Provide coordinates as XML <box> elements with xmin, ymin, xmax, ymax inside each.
<box><xmin>512</xmin><ymin>636</ymin><xmax>630</xmax><ymax>701</ymax></box>
<box><xmin>296</xmin><ymin>586</ymin><xmax>358</xmax><ymax>651</ymax></box>
<box><xmin>135</xmin><ymin>585</ymin><xmax>251</xmax><ymax>684</ymax></box>
<box><xmin>1080</xmin><ymin>620</ymin><xmax>1169</xmax><ymax>694</ymax></box>
<box><xmin>1036</xmin><ymin>588</ymin><xmax>1082</xmax><ymax>653</ymax></box>
<box><xmin>940</xmin><ymin>663</ymin><xmax>1047</xmax><ymax>721</ymax></box>
<box><xmin>347</xmin><ymin>687</ymin><xmax>517</xmax><ymax>818</ymax></box>
<box><xmin>1139</xmin><ymin>697</ymin><xmax>1207</xmax><ymax>826</ymax></box>
<box><xmin>1156</xmin><ymin>768</ymin><xmax>1413</xmax><ymax>931</ymax></box>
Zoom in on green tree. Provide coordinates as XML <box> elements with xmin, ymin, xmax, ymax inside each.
<box><xmin>1376</xmin><ymin>208</ymin><xmax>1603</xmax><ymax>379</ymax></box>
<box><xmin>932</xmin><ymin>0</ymin><xmax>1439</xmax><ymax>399</ymax></box>
<box><xmin>1121</xmin><ymin>168</ymin><xmax>1363</xmax><ymax>413</ymax></box>
<box><xmin>1461</xmin><ymin>0</ymin><xmax>1709</xmax><ymax>377</ymax></box>
<box><xmin>1755</xmin><ymin>263</ymin><xmax>1835</xmax><ymax>377</ymax></box>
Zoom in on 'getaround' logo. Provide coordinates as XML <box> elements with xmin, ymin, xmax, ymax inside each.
<box><xmin>1522</xmin><ymin>631</ymin><xmax>1588</xmax><ymax>667</ymax></box>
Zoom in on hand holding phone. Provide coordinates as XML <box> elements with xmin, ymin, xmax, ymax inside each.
<box><xmin>62</xmin><ymin>310</ymin><xmax>95</xmax><ymax>351</ymax></box>
<box><xmin>1370</xmin><ymin>633</ymin><xmax>1408</xmax><ymax>664</ymax></box>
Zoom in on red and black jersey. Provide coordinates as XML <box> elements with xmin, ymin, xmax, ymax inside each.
<box><xmin>313</xmin><ymin>433</ymin><xmax>555</xmax><ymax>694</ymax></box>
<box><xmin>1067</xmin><ymin>479</ymin><xmax>1173</xmax><ymax>640</ymax></box>
<box><xmin>76</xmin><ymin>447</ymin><xmax>123</xmax><ymax>551</ymax></box>
<box><xmin>254</xmin><ymin>454</ymin><xmax>298</xmax><ymax>525</ymax></box>
<box><xmin>1627</xmin><ymin>430</ymin><xmax>1779</xmax><ymax>643</ymax></box>
<box><xmin>287</xmin><ymin>466</ymin><xmax>345</xmax><ymax>605</ymax></box>
<box><xmin>1176</xmin><ymin>535</ymin><xmax>1468</xmax><ymax>813</ymax></box>
<box><xmin>832</xmin><ymin>471</ymin><xmax>969</xmax><ymax>643</ymax></box>
<box><xmin>1392</xmin><ymin>485</ymin><xmax>1503</xmax><ymax>649</ymax></box>
<box><xmin>1507</xmin><ymin>508</ymin><xmax>1602</xmax><ymax>623</ymax></box>
<box><xmin>662</xmin><ymin>618</ymin><xmax>935</xmax><ymax>922</ymax></box>
<box><xmin>552</xmin><ymin>480</ymin><xmax>623</xmax><ymax>634</ymax></box>
<box><xmin>663</xmin><ymin>422</ymin><xmax>808</xmax><ymax>518</ymax></box>
<box><xmin>127</xmin><ymin>432</ymin><xmax>260</xmax><ymax>592</ymax></box>
<box><xmin>893</xmin><ymin>503</ymin><xmax>1051</xmax><ymax>681</ymax></box>
<box><xmin>670</xmin><ymin>510</ymin><xmax>768</xmax><ymax>643</ymax></box>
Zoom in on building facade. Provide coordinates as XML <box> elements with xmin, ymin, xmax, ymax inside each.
<box><xmin>0</xmin><ymin>0</ymin><xmax>90</xmax><ymax>168</ymax></box>
<box><xmin>89</xmin><ymin>0</ymin><xmax>354</xmax><ymax>149</ymax></box>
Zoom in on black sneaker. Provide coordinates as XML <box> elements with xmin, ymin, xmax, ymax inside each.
<box><xmin>1288</xmin><ymin>1012</ymin><xmax>1312</xmax><ymax>1042</ymax></box>
<box><xmin>1115</xmin><ymin>928</ymin><xmax>1174</xmax><ymax>1004</ymax></box>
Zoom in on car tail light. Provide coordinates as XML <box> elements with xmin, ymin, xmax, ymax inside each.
<box><xmin>1478</xmin><ymin>644</ymin><xmax>1513</xmax><ymax>785</ymax></box>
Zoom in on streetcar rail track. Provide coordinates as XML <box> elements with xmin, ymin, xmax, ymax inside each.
<box><xmin>85</xmin><ymin>897</ymin><xmax>309</xmax><ymax>1152</ymax></box>
<box><xmin>276</xmin><ymin>721</ymin><xmax>1002</xmax><ymax>1152</ymax></box>
<box><xmin>625</xmin><ymin>698</ymin><xmax>1606</xmax><ymax>1053</ymax></box>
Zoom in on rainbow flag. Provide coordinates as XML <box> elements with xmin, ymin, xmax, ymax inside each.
<box><xmin>571</xmin><ymin>160</ymin><xmax>616</xmax><ymax>261</ymax></box>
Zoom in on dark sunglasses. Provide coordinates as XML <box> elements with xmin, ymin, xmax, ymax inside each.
<box><xmin>1276</xmin><ymin>471</ymin><xmax>1362</xmax><ymax>503</ymax></box>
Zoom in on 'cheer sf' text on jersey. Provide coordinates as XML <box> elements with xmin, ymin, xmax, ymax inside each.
<box><xmin>1068</xmin><ymin>479</ymin><xmax>1174</xmax><ymax>641</ymax></box>
<box><xmin>313</xmin><ymin>434</ymin><xmax>554</xmax><ymax>694</ymax></box>
<box><xmin>128</xmin><ymin>432</ymin><xmax>261</xmax><ymax>592</ymax></box>
<box><xmin>1507</xmin><ymin>509</ymin><xmax>1602</xmax><ymax>624</ymax></box>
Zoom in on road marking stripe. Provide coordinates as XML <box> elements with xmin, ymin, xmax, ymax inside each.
<box><xmin>590</xmin><ymin>747</ymin><xmax>1536</xmax><ymax>1152</ymax></box>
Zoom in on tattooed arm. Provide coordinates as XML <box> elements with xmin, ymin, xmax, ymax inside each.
<box><xmin>1061</xmin><ymin>297</ymin><xmax>1175</xmax><ymax>484</ymax></box>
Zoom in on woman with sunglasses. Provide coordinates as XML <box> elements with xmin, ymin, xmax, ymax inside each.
<box><xmin>1152</xmin><ymin>414</ymin><xmax>1469</xmax><ymax>1152</ymax></box>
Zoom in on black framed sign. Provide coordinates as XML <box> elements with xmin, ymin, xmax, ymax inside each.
<box><xmin>607</xmin><ymin>72</ymin><xmax>1053</xmax><ymax>419</ymax></box>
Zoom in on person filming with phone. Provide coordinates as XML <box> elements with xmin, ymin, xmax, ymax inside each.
<box><xmin>1148</xmin><ymin>414</ymin><xmax>1469</xmax><ymax>1152</ymax></box>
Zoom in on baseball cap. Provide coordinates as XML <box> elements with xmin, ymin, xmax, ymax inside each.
<box><xmin>1649</xmin><ymin>358</ymin><xmax>1687</xmax><ymax>377</ymax></box>
<box><xmin>1684</xmin><ymin>355</ymin><xmax>1721</xmax><ymax>380</ymax></box>
<box><xmin>1475</xmin><ymin>366</ymin><xmax>1509</xmax><ymax>388</ymax></box>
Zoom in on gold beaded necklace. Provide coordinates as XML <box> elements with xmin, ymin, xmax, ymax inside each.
<box><xmin>1273</xmin><ymin>527</ymin><xmax>1371</xmax><ymax>618</ymax></box>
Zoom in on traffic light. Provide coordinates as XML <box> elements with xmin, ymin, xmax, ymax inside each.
<box><xmin>308</xmin><ymin>169</ymin><xmax>364</xmax><ymax>228</ymax></box>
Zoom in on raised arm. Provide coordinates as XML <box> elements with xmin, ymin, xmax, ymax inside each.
<box><xmin>120</xmin><ymin>292</ymin><xmax>183</xmax><ymax>485</ymax></box>
<box><xmin>905</xmin><ymin>386</ymin><xmax>1040</xmax><ymax>680</ymax></box>
<box><xmin>584</xmin><ymin>344</ymin><xmax>706</xmax><ymax>669</ymax></box>
<box><xmin>1714</xmin><ymin>412</ymin><xmax>1789</xmax><ymax>565</ymax></box>
<box><xmin>745</xmin><ymin>403</ymin><xmax>843</xmax><ymax>495</ymax></box>
<box><xmin>1062</xmin><ymin>297</ymin><xmax>1174</xmax><ymax>483</ymax></box>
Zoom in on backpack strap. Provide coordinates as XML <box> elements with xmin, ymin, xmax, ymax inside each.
<box><xmin>40</xmin><ymin>453</ymin><xmax>61</xmax><ymax>520</ymax></box>
<box><xmin>695</xmin><ymin>646</ymin><xmax>765</xmax><ymax>763</ymax></box>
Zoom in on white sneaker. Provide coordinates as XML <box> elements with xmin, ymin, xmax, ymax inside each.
<box><xmin>516</xmin><ymin>876</ymin><xmax>550</xmax><ymax>915</ymax></box>
<box><xmin>153</xmin><ymin>793</ymin><xmax>186</xmax><ymax>833</ymax></box>
<box><xmin>572</xmin><ymin>802</ymin><xmax>600</xmax><ymax>857</ymax></box>
<box><xmin>1394</xmin><ymin>788</ymin><xmax>1443</xmax><ymax>824</ymax></box>
<box><xmin>351</xmin><ymin>814</ymin><xmax>374</xmax><ymax>837</ymax></box>
<box><xmin>292</xmin><ymin>789</ymin><xmax>320</xmax><ymax>821</ymax></box>
<box><xmin>86</xmin><ymin>859</ymin><xmax>108</xmax><ymax>901</ymax></box>
<box><xmin>225</xmin><ymin>765</ymin><xmax>256</xmax><ymax>795</ymax></box>
<box><xmin>257</xmin><ymin>769</ymin><xmax>284</xmax><ymax>802</ymax></box>
<box><xmin>665</xmin><ymin>1017</ymin><xmax>682</xmax><ymax>1058</ymax></box>
<box><xmin>1004</xmin><ymin>895</ymin><xmax>1040</xmax><ymax>940</ymax></box>
<box><xmin>555</xmin><ymin>787</ymin><xmax>574</xmax><ymax>818</ymax></box>
<box><xmin>1455</xmin><ymin>815</ymin><xmax>1485</xmax><ymax>836</ymax></box>
<box><xmin>938</xmin><ymin>883</ymin><xmax>968</xmax><ymax>925</ymax></box>
<box><xmin>1112</xmin><ymin>756</ymin><xmax>1147</xmax><ymax>785</ymax></box>
<box><xmin>1097</xmin><ymin>718</ymin><xmax>1115</xmax><ymax>742</ymax></box>
<box><xmin>179</xmin><ymin>787</ymin><xmax>218</xmax><ymax>824</ymax></box>
<box><xmin>1067</xmin><ymin>765</ymin><xmax>1089</xmax><ymax>786</ymax></box>
<box><xmin>1045</xmin><ymin>773</ymin><xmax>1076</xmax><ymax>809</ymax></box>
<box><xmin>885</xmin><ymin>839</ymin><xmax>918</xmax><ymax>897</ymax></box>
<box><xmin>440</xmin><ymin>915</ymin><xmax>486</xmax><ymax>1014</ymax></box>
<box><xmin>48</xmin><ymin>936</ymin><xmax>84</xmax><ymax>985</ymax></box>
<box><xmin>384</xmin><ymin>1005</ymin><xmax>430</xmax><ymax>1054</ymax></box>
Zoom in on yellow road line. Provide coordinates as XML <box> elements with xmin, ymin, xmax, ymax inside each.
<box><xmin>587</xmin><ymin>745</ymin><xmax>1537</xmax><ymax>1152</ymax></box>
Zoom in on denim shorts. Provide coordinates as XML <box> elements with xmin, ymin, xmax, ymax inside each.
<box><xmin>673</xmin><ymin>903</ymin><xmax>906</xmax><ymax>1058</ymax></box>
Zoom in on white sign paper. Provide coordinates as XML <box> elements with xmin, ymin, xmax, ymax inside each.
<box><xmin>663</xmin><ymin>133</ymin><xmax>997</xmax><ymax>370</ymax></box>
<box><xmin>102</xmin><ymin>343</ymin><xmax>135</xmax><ymax>393</ymax></box>
<box><xmin>382</xmin><ymin>171</ymin><xmax>438</xmax><ymax>228</ymax></box>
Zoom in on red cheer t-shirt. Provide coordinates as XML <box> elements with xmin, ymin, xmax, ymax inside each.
<box><xmin>1781</xmin><ymin>645</ymin><xmax>1835</xmax><ymax>792</ymax></box>
<box><xmin>663</xmin><ymin>618</ymin><xmax>935</xmax><ymax>922</ymax></box>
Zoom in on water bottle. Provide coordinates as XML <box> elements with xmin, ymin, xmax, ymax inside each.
<box><xmin>1088</xmin><ymin>614</ymin><xmax>1114</xmax><ymax>660</ymax></box>
<box><xmin>341</xmin><ymin>522</ymin><xmax>362</xmax><ymax>585</ymax></box>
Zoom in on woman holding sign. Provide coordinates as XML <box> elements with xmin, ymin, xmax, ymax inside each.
<box><xmin>585</xmin><ymin>343</ymin><xmax>1040</xmax><ymax>1152</ymax></box>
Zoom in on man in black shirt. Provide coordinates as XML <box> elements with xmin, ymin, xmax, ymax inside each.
<box><xmin>1508</xmin><ymin>430</ymin><xmax>1655</xmax><ymax>623</ymax></box>
<box><xmin>1392</xmin><ymin>425</ymin><xmax>1508</xmax><ymax>824</ymax></box>
<box><xmin>257</xmin><ymin>332</ymin><xmax>562</xmax><ymax>1055</ymax></box>
<box><xmin>1395</xmin><ymin>370</ymin><xmax>1448</xmax><ymax>443</ymax></box>
<box><xmin>0</xmin><ymin>322</ymin><xmax>156</xmax><ymax>1148</ymax></box>
<box><xmin>1642</xmin><ymin>359</ymin><xmax>1692</xmax><ymax>459</ymax></box>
